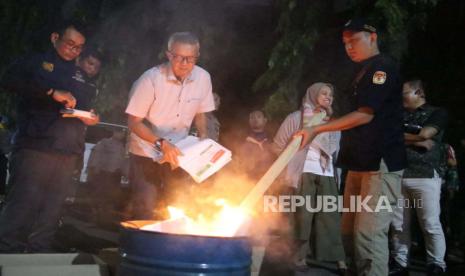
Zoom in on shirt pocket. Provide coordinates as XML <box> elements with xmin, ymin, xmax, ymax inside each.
<box><xmin>186</xmin><ymin>97</ymin><xmax>202</xmax><ymax>103</ymax></box>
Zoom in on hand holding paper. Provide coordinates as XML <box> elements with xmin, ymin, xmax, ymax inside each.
<box><xmin>175</xmin><ymin>136</ymin><xmax>232</xmax><ymax>183</ymax></box>
<box><xmin>158</xmin><ymin>140</ymin><xmax>183</xmax><ymax>170</ymax></box>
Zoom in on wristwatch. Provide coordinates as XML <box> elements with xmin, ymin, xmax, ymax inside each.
<box><xmin>154</xmin><ymin>138</ymin><xmax>165</xmax><ymax>151</ymax></box>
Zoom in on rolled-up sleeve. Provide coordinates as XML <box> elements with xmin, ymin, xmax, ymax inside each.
<box><xmin>425</xmin><ymin>108</ymin><xmax>448</xmax><ymax>131</ymax></box>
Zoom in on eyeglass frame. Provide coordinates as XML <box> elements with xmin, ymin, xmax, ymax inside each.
<box><xmin>59</xmin><ymin>37</ymin><xmax>84</xmax><ymax>52</ymax></box>
<box><xmin>402</xmin><ymin>89</ymin><xmax>419</xmax><ymax>96</ymax></box>
<box><xmin>167</xmin><ymin>51</ymin><xmax>199</xmax><ymax>64</ymax></box>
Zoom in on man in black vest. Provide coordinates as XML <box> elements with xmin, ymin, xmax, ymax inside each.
<box><xmin>0</xmin><ymin>21</ymin><xmax>99</xmax><ymax>253</ymax></box>
<box><xmin>296</xmin><ymin>18</ymin><xmax>406</xmax><ymax>275</ymax></box>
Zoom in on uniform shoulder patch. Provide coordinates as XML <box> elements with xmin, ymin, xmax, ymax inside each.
<box><xmin>42</xmin><ymin>61</ymin><xmax>54</xmax><ymax>72</ymax></box>
<box><xmin>373</xmin><ymin>71</ymin><xmax>386</xmax><ymax>85</ymax></box>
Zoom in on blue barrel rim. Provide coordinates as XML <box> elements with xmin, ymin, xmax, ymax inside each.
<box><xmin>121</xmin><ymin>220</ymin><xmax>250</xmax><ymax>240</ymax></box>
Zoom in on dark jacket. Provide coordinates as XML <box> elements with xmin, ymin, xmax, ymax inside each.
<box><xmin>1</xmin><ymin>50</ymin><xmax>96</xmax><ymax>155</ymax></box>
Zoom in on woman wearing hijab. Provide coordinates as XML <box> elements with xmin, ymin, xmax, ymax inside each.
<box><xmin>272</xmin><ymin>82</ymin><xmax>346</xmax><ymax>273</ymax></box>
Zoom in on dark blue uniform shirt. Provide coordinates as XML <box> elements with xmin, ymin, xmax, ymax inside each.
<box><xmin>1</xmin><ymin>50</ymin><xmax>96</xmax><ymax>155</ymax></box>
<box><xmin>337</xmin><ymin>54</ymin><xmax>406</xmax><ymax>172</ymax></box>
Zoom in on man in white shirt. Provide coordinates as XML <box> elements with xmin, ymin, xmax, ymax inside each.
<box><xmin>125</xmin><ymin>32</ymin><xmax>215</xmax><ymax>219</ymax></box>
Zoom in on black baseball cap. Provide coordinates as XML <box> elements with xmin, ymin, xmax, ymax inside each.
<box><xmin>343</xmin><ymin>18</ymin><xmax>377</xmax><ymax>33</ymax></box>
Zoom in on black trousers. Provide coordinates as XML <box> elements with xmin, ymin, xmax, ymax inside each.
<box><xmin>0</xmin><ymin>149</ymin><xmax>77</xmax><ymax>252</ymax></box>
<box><xmin>128</xmin><ymin>154</ymin><xmax>192</xmax><ymax>220</ymax></box>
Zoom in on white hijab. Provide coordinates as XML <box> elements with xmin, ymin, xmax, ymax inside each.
<box><xmin>301</xmin><ymin>83</ymin><xmax>339</xmax><ymax>160</ymax></box>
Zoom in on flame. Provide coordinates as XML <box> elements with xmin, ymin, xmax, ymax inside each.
<box><xmin>167</xmin><ymin>206</ymin><xmax>186</xmax><ymax>219</ymax></box>
<box><xmin>140</xmin><ymin>172</ymin><xmax>259</xmax><ymax>237</ymax></box>
<box><xmin>164</xmin><ymin>199</ymin><xmax>250</xmax><ymax>237</ymax></box>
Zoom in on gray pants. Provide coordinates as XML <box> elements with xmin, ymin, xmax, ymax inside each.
<box><xmin>390</xmin><ymin>175</ymin><xmax>446</xmax><ymax>269</ymax></box>
<box><xmin>295</xmin><ymin>173</ymin><xmax>345</xmax><ymax>262</ymax></box>
<box><xmin>341</xmin><ymin>160</ymin><xmax>403</xmax><ymax>276</ymax></box>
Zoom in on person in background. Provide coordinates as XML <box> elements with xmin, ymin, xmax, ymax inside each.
<box><xmin>453</xmin><ymin>138</ymin><xmax>465</xmax><ymax>261</ymax></box>
<box><xmin>76</xmin><ymin>48</ymin><xmax>102</xmax><ymax>80</ymax></box>
<box><xmin>438</xmin><ymin>143</ymin><xmax>461</xmax><ymax>262</ymax></box>
<box><xmin>0</xmin><ymin>115</ymin><xmax>12</xmax><ymax>198</ymax></box>
<box><xmin>69</xmin><ymin>47</ymin><xmax>104</xmax><ymax>181</ymax></box>
<box><xmin>237</xmin><ymin>110</ymin><xmax>274</xmax><ymax>181</ymax></box>
<box><xmin>206</xmin><ymin>92</ymin><xmax>221</xmax><ymax>141</ymax></box>
<box><xmin>87</xmin><ymin>129</ymin><xmax>127</xmax><ymax>215</ymax></box>
<box><xmin>190</xmin><ymin>92</ymin><xmax>221</xmax><ymax>141</ymax></box>
<box><xmin>125</xmin><ymin>32</ymin><xmax>215</xmax><ymax>219</ymax></box>
<box><xmin>390</xmin><ymin>79</ymin><xmax>448</xmax><ymax>275</ymax></box>
<box><xmin>272</xmin><ymin>82</ymin><xmax>346</xmax><ymax>274</ymax></box>
<box><xmin>0</xmin><ymin>21</ymin><xmax>99</xmax><ymax>253</ymax></box>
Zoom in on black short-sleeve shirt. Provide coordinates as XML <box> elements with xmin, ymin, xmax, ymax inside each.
<box><xmin>337</xmin><ymin>54</ymin><xmax>406</xmax><ymax>172</ymax></box>
<box><xmin>403</xmin><ymin>104</ymin><xmax>448</xmax><ymax>178</ymax></box>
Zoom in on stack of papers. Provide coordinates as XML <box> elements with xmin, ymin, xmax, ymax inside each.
<box><xmin>176</xmin><ymin>136</ymin><xmax>232</xmax><ymax>183</ymax></box>
<box><xmin>136</xmin><ymin>135</ymin><xmax>231</xmax><ymax>183</ymax></box>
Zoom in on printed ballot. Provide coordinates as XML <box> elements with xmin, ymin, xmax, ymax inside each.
<box><xmin>135</xmin><ymin>135</ymin><xmax>232</xmax><ymax>183</ymax></box>
<box><xmin>176</xmin><ymin>136</ymin><xmax>232</xmax><ymax>183</ymax></box>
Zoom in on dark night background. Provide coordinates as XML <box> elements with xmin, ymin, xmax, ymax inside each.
<box><xmin>1</xmin><ymin>0</ymin><xmax>464</xmax><ymax>148</ymax></box>
<box><xmin>2</xmin><ymin>2</ymin><xmax>465</xmax><ymax>274</ymax></box>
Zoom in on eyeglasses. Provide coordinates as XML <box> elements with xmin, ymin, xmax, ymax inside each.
<box><xmin>60</xmin><ymin>38</ymin><xmax>84</xmax><ymax>52</ymax></box>
<box><xmin>168</xmin><ymin>51</ymin><xmax>198</xmax><ymax>64</ymax></box>
<box><xmin>402</xmin><ymin>89</ymin><xmax>418</xmax><ymax>96</ymax></box>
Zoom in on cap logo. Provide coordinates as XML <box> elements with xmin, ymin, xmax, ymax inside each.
<box><xmin>344</xmin><ymin>20</ymin><xmax>352</xmax><ymax>27</ymax></box>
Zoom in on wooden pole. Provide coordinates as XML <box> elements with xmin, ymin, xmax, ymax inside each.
<box><xmin>239</xmin><ymin>111</ymin><xmax>326</xmax><ymax>211</ymax></box>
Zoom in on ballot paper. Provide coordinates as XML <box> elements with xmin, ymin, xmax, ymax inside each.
<box><xmin>60</xmin><ymin>108</ymin><xmax>94</xmax><ymax>119</ymax></box>
<box><xmin>135</xmin><ymin>135</ymin><xmax>231</xmax><ymax>182</ymax></box>
<box><xmin>176</xmin><ymin>136</ymin><xmax>232</xmax><ymax>183</ymax></box>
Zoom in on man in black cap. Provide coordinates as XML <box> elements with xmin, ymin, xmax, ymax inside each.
<box><xmin>295</xmin><ymin>18</ymin><xmax>406</xmax><ymax>275</ymax></box>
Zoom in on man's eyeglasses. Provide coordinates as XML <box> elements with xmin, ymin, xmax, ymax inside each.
<box><xmin>60</xmin><ymin>38</ymin><xmax>84</xmax><ymax>52</ymax></box>
<box><xmin>168</xmin><ymin>52</ymin><xmax>198</xmax><ymax>64</ymax></box>
<box><xmin>402</xmin><ymin>89</ymin><xmax>418</xmax><ymax>96</ymax></box>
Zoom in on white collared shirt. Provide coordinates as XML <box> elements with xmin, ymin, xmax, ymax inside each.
<box><xmin>125</xmin><ymin>63</ymin><xmax>215</xmax><ymax>158</ymax></box>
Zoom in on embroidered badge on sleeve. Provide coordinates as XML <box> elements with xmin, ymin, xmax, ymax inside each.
<box><xmin>373</xmin><ymin>71</ymin><xmax>386</xmax><ymax>85</ymax></box>
<box><xmin>42</xmin><ymin>62</ymin><xmax>54</xmax><ymax>72</ymax></box>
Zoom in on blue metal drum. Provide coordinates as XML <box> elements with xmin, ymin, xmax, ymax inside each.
<box><xmin>119</xmin><ymin>221</ymin><xmax>252</xmax><ymax>276</ymax></box>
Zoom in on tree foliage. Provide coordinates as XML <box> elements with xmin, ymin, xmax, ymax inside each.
<box><xmin>254</xmin><ymin>0</ymin><xmax>440</xmax><ymax>121</ymax></box>
<box><xmin>1</xmin><ymin>0</ymin><xmax>464</xmax><ymax>142</ymax></box>
<box><xmin>253</xmin><ymin>0</ymin><xmax>331</xmax><ymax>119</ymax></box>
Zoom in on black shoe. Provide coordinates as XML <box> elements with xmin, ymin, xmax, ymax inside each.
<box><xmin>389</xmin><ymin>260</ymin><xmax>408</xmax><ymax>276</ymax></box>
<box><xmin>426</xmin><ymin>264</ymin><xmax>445</xmax><ymax>275</ymax></box>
